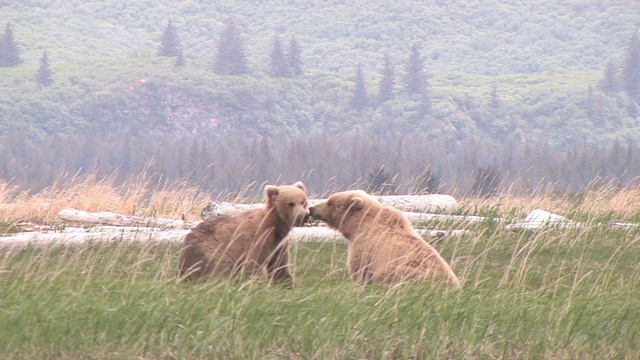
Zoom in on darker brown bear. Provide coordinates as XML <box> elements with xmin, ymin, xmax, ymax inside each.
<box><xmin>180</xmin><ymin>182</ymin><xmax>309</xmax><ymax>284</ymax></box>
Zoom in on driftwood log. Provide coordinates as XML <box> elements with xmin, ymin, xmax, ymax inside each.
<box><xmin>201</xmin><ymin>194</ymin><xmax>459</xmax><ymax>220</ymax></box>
<box><xmin>0</xmin><ymin>225</ymin><xmax>469</xmax><ymax>249</ymax></box>
<box><xmin>57</xmin><ymin>208</ymin><xmax>199</xmax><ymax>229</ymax></box>
<box><xmin>4</xmin><ymin>200</ymin><xmax>636</xmax><ymax>249</ymax></box>
<box><xmin>0</xmin><ymin>195</ymin><xmax>469</xmax><ymax>249</ymax></box>
<box><xmin>58</xmin><ymin>207</ymin><xmax>487</xmax><ymax>228</ymax></box>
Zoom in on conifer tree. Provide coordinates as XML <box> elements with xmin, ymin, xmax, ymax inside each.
<box><xmin>174</xmin><ymin>52</ymin><xmax>185</xmax><ymax>67</ymax></box>
<box><xmin>351</xmin><ymin>63</ymin><xmax>369</xmax><ymax>110</ymax></box>
<box><xmin>404</xmin><ymin>43</ymin><xmax>427</xmax><ymax>95</ymax></box>
<box><xmin>287</xmin><ymin>36</ymin><xmax>303</xmax><ymax>76</ymax></box>
<box><xmin>213</xmin><ymin>18</ymin><xmax>248</xmax><ymax>75</ymax></box>
<box><xmin>36</xmin><ymin>50</ymin><xmax>53</xmax><ymax>88</ymax></box>
<box><xmin>470</xmin><ymin>166</ymin><xmax>502</xmax><ymax>197</ymax></box>
<box><xmin>413</xmin><ymin>165</ymin><xmax>441</xmax><ymax>194</ymax></box>
<box><xmin>270</xmin><ymin>34</ymin><xmax>290</xmax><ymax>77</ymax></box>
<box><xmin>378</xmin><ymin>53</ymin><xmax>394</xmax><ymax>104</ymax></box>
<box><xmin>622</xmin><ymin>30</ymin><xmax>640</xmax><ymax>102</ymax></box>
<box><xmin>0</xmin><ymin>23</ymin><xmax>21</xmax><ymax>67</ymax></box>
<box><xmin>491</xmin><ymin>83</ymin><xmax>500</xmax><ymax>108</ymax></box>
<box><xmin>586</xmin><ymin>85</ymin><xmax>595</xmax><ymax>120</ymax></box>
<box><xmin>366</xmin><ymin>165</ymin><xmax>397</xmax><ymax>195</ymax></box>
<box><xmin>599</xmin><ymin>60</ymin><xmax>620</xmax><ymax>93</ymax></box>
<box><xmin>157</xmin><ymin>21</ymin><xmax>183</xmax><ymax>58</ymax></box>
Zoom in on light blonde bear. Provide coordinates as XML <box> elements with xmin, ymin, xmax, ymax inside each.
<box><xmin>309</xmin><ymin>190</ymin><xmax>461</xmax><ymax>288</ymax></box>
<box><xmin>180</xmin><ymin>182</ymin><xmax>309</xmax><ymax>285</ymax></box>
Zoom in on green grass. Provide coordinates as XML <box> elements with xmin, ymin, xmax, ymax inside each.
<box><xmin>1</xmin><ymin>222</ymin><xmax>640</xmax><ymax>359</ymax></box>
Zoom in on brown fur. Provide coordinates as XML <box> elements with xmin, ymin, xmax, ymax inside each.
<box><xmin>180</xmin><ymin>182</ymin><xmax>309</xmax><ymax>285</ymax></box>
<box><xmin>309</xmin><ymin>190</ymin><xmax>461</xmax><ymax>288</ymax></box>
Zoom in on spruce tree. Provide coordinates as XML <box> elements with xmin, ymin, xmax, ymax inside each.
<box><xmin>174</xmin><ymin>51</ymin><xmax>185</xmax><ymax>67</ymax></box>
<box><xmin>491</xmin><ymin>83</ymin><xmax>500</xmax><ymax>108</ymax></box>
<box><xmin>404</xmin><ymin>43</ymin><xmax>427</xmax><ymax>95</ymax></box>
<box><xmin>366</xmin><ymin>165</ymin><xmax>397</xmax><ymax>195</ymax></box>
<box><xmin>270</xmin><ymin>34</ymin><xmax>290</xmax><ymax>77</ymax></box>
<box><xmin>622</xmin><ymin>30</ymin><xmax>640</xmax><ymax>102</ymax></box>
<box><xmin>586</xmin><ymin>85</ymin><xmax>594</xmax><ymax>120</ymax></box>
<box><xmin>470</xmin><ymin>166</ymin><xmax>502</xmax><ymax>197</ymax></box>
<box><xmin>213</xmin><ymin>18</ymin><xmax>248</xmax><ymax>75</ymax></box>
<box><xmin>351</xmin><ymin>63</ymin><xmax>369</xmax><ymax>110</ymax></box>
<box><xmin>287</xmin><ymin>36</ymin><xmax>303</xmax><ymax>76</ymax></box>
<box><xmin>378</xmin><ymin>53</ymin><xmax>394</xmax><ymax>104</ymax></box>
<box><xmin>413</xmin><ymin>165</ymin><xmax>441</xmax><ymax>194</ymax></box>
<box><xmin>157</xmin><ymin>21</ymin><xmax>183</xmax><ymax>58</ymax></box>
<box><xmin>0</xmin><ymin>23</ymin><xmax>21</xmax><ymax>67</ymax></box>
<box><xmin>36</xmin><ymin>50</ymin><xmax>53</xmax><ymax>88</ymax></box>
<box><xmin>599</xmin><ymin>60</ymin><xmax>620</xmax><ymax>93</ymax></box>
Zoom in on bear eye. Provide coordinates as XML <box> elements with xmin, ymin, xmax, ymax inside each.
<box><xmin>327</xmin><ymin>200</ymin><xmax>333</xmax><ymax>206</ymax></box>
<box><xmin>288</xmin><ymin>202</ymin><xmax>295</xmax><ymax>207</ymax></box>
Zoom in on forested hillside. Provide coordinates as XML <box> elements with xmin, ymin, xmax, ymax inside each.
<box><xmin>1</xmin><ymin>0</ymin><xmax>640</xmax><ymax>196</ymax></box>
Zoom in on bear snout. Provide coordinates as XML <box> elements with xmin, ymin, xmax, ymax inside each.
<box><xmin>309</xmin><ymin>206</ymin><xmax>323</xmax><ymax>220</ymax></box>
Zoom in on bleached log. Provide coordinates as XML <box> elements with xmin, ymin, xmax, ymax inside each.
<box><xmin>57</xmin><ymin>208</ymin><xmax>199</xmax><ymax>229</ymax></box>
<box><xmin>374</xmin><ymin>194</ymin><xmax>458</xmax><ymax>213</ymax></box>
<box><xmin>59</xmin><ymin>207</ymin><xmax>488</xmax><ymax>229</ymax></box>
<box><xmin>0</xmin><ymin>229</ymin><xmax>187</xmax><ymax>249</ymax></box>
<box><xmin>402</xmin><ymin>212</ymin><xmax>489</xmax><ymax>224</ymax></box>
<box><xmin>0</xmin><ymin>226</ymin><xmax>469</xmax><ymax>249</ymax></box>
<box><xmin>202</xmin><ymin>194</ymin><xmax>459</xmax><ymax>220</ymax></box>
<box><xmin>610</xmin><ymin>221</ymin><xmax>640</xmax><ymax>229</ymax></box>
<box><xmin>505</xmin><ymin>209</ymin><xmax>580</xmax><ymax>230</ymax></box>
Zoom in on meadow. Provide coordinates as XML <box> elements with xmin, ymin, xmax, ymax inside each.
<box><xmin>1</xmin><ymin>175</ymin><xmax>640</xmax><ymax>359</ymax></box>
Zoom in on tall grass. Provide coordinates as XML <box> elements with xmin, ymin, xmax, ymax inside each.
<box><xmin>1</xmin><ymin>175</ymin><xmax>640</xmax><ymax>358</ymax></box>
<box><xmin>0</xmin><ymin>171</ymin><xmax>213</xmax><ymax>225</ymax></box>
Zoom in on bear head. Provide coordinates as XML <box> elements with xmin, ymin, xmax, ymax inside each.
<box><xmin>265</xmin><ymin>181</ymin><xmax>310</xmax><ymax>226</ymax></box>
<box><xmin>309</xmin><ymin>190</ymin><xmax>383</xmax><ymax>237</ymax></box>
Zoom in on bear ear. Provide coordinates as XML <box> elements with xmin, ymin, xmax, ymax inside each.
<box><xmin>349</xmin><ymin>197</ymin><xmax>365</xmax><ymax>211</ymax></box>
<box><xmin>292</xmin><ymin>181</ymin><xmax>306</xmax><ymax>192</ymax></box>
<box><xmin>265</xmin><ymin>185</ymin><xmax>279</xmax><ymax>206</ymax></box>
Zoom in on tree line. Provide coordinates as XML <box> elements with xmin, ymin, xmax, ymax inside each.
<box><xmin>3</xmin><ymin>19</ymin><xmax>640</xmax><ymax>197</ymax></box>
<box><xmin>2</xmin><ymin>129</ymin><xmax>640</xmax><ymax>199</ymax></box>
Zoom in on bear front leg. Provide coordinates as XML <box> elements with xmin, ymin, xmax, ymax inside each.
<box><xmin>266</xmin><ymin>246</ymin><xmax>293</xmax><ymax>286</ymax></box>
<box><xmin>347</xmin><ymin>250</ymin><xmax>373</xmax><ymax>284</ymax></box>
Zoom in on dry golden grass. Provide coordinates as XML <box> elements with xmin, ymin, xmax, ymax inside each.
<box><xmin>460</xmin><ymin>184</ymin><xmax>640</xmax><ymax>218</ymax></box>
<box><xmin>0</xmin><ymin>173</ymin><xmax>212</xmax><ymax>224</ymax></box>
<box><xmin>2</xmin><ymin>172</ymin><xmax>640</xmax><ymax>224</ymax></box>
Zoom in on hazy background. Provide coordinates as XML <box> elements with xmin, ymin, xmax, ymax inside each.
<box><xmin>1</xmin><ymin>0</ymin><xmax>640</xmax><ymax>197</ymax></box>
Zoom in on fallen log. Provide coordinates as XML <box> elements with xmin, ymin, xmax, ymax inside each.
<box><xmin>57</xmin><ymin>208</ymin><xmax>199</xmax><ymax>229</ymax></box>
<box><xmin>201</xmin><ymin>194</ymin><xmax>459</xmax><ymax>220</ymax></box>
<box><xmin>0</xmin><ymin>229</ymin><xmax>187</xmax><ymax>249</ymax></box>
<box><xmin>505</xmin><ymin>209</ymin><xmax>579</xmax><ymax>230</ymax></box>
<box><xmin>402</xmin><ymin>212</ymin><xmax>489</xmax><ymax>224</ymax></box>
<box><xmin>60</xmin><ymin>207</ymin><xmax>488</xmax><ymax>228</ymax></box>
<box><xmin>0</xmin><ymin>226</ymin><xmax>470</xmax><ymax>249</ymax></box>
<box><xmin>374</xmin><ymin>194</ymin><xmax>458</xmax><ymax>213</ymax></box>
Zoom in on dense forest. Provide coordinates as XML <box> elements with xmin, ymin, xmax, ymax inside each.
<box><xmin>1</xmin><ymin>0</ymin><xmax>640</xmax><ymax>197</ymax></box>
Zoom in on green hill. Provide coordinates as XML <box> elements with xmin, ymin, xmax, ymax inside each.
<box><xmin>1</xmin><ymin>0</ymin><xmax>640</xmax><ymax>193</ymax></box>
<box><xmin>3</xmin><ymin>0</ymin><xmax>638</xmax><ymax>75</ymax></box>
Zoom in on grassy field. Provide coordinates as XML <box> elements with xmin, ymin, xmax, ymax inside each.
<box><xmin>1</xmin><ymin>177</ymin><xmax>640</xmax><ymax>359</ymax></box>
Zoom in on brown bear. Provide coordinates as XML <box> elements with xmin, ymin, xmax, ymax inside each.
<box><xmin>180</xmin><ymin>182</ymin><xmax>309</xmax><ymax>285</ymax></box>
<box><xmin>309</xmin><ymin>190</ymin><xmax>461</xmax><ymax>288</ymax></box>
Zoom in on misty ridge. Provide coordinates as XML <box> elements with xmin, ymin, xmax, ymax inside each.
<box><xmin>1</xmin><ymin>0</ymin><xmax>640</xmax><ymax>196</ymax></box>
